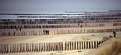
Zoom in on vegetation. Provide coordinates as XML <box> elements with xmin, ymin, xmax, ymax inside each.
<box><xmin>94</xmin><ymin>38</ymin><xmax>121</xmax><ymax>55</ymax></box>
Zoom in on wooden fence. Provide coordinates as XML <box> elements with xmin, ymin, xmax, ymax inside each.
<box><xmin>0</xmin><ymin>41</ymin><xmax>102</xmax><ymax>53</ymax></box>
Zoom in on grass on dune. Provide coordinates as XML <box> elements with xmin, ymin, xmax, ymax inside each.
<box><xmin>94</xmin><ymin>38</ymin><xmax>121</xmax><ymax>55</ymax></box>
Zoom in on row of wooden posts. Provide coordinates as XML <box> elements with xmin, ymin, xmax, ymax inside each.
<box><xmin>0</xmin><ymin>41</ymin><xmax>102</xmax><ymax>53</ymax></box>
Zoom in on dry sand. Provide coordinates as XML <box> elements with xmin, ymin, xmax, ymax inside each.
<box><xmin>0</xmin><ymin>32</ymin><xmax>121</xmax><ymax>55</ymax></box>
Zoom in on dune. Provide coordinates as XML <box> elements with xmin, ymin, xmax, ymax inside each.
<box><xmin>91</xmin><ymin>37</ymin><xmax>121</xmax><ymax>55</ymax></box>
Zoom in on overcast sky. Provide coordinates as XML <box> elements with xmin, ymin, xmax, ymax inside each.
<box><xmin>0</xmin><ymin>0</ymin><xmax>121</xmax><ymax>14</ymax></box>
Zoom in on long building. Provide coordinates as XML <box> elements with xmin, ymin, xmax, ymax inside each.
<box><xmin>0</xmin><ymin>10</ymin><xmax>121</xmax><ymax>36</ymax></box>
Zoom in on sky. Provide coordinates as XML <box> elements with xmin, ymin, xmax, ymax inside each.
<box><xmin>0</xmin><ymin>0</ymin><xmax>121</xmax><ymax>14</ymax></box>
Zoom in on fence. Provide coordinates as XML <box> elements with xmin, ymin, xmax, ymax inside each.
<box><xmin>0</xmin><ymin>41</ymin><xmax>102</xmax><ymax>53</ymax></box>
<box><xmin>1</xmin><ymin>28</ymin><xmax>121</xmax><ymax>36</ymax></box>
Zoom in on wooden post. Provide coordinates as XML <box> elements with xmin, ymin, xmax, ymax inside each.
<box><xmin>16</xmin><ymin>43</ymin><xmax>18</xmax><ymax>53</ymax></box>
<box><xmin>37</xmin><ymin>43</ymin><xmax>39</xmax><ymax>52</ymax></box>
<box><xmin>69</xmin><ymin>42</ymin><xmax>71</xmax><ymax>50</ymax></box>
<box><xmin>39</xmin><ymin>43</ymin><xmax>40</xmax><ymax>52</ymax></box>
<box><xmin>48</xmin><ymin>42</ymin><xmax>50</xmax><ymax>51</ymax></box>
<box><xmin>94</xmin><ymin>41</ymin><xmax>96</xmax><ymax>48</ymax></box>
<box><xmin>2</xmin><ymin>44</ymin><xmax>4</xmax><ymax>53</ymax></box>
<box><xmin>40</xmin><ymin>43</ymin><xmax>43</xmax><ymax>52</ymax></box>
<box><xmin>43</xmin><ymin>43</ymin><xmax>45</xmax><ymax>52</ymax></box>
<box><xmin>86</xmin><ymin>41</ymin><xmax>88</xmax><ymax>49</ymax></box>
<box><xmin>18</xmin><ymin>43</ymin><xmax>20</xmax><ymax>53</ymax></box>
<box><xmin>84</xmin><ymin>41</ymin><xmax>86</xmax><ymax>49</ymax></box>
<box><xmin>30</xmin><ymin>43</ymin><xmax>32</xmax><ymax>52</ymax></box>
<box><xmin>96</xmin><ymin>41</ymin><xmax>98</xmax><ymax>48</ymax></box>
<box><xmin>8</xmin><ymin>44</ymin><xmax>10</xmax><ymax>53</ymax></box>
<box><xmin>24</xmin><ymin>43</ymin><xmax>26</xmax><ymax>52</ymax></box>
<box><xmin>50</xmin><ymin>43</ymin><xmax>52</xmax><ymax>51</ymax></box>
<box><xmin>65</xmin><ymin>42</ymin><xmax>66</xmax><ymax>50</ymax></box>
<box><xmin>26</xmin><ymin>43</ymin><xmax>28</xmax><ymax>52</ymax></box>
<box><xmin>75</xmin><ymin>41</ymin><xmax>77</xmax><ymax>50</ymax></box>
<box><xmin>4</xmin><ymin>44</ymin><xmax>6</xmax><ymax>53</ymax></box>
<box><xmin>83</xmin><ymin>41</ymin><xmax>85</xmax><ymax>49</ymax></box>
<box><xmin>79</xmin><ymin>41</ymin><xmax>81</xmax><ymax>49</ymax></box>
<box><xmin>19</xmin><ymin>43</ymin><xmax>21</xmax><ymax>53</ymax></box>
<box><xmin>77</xmin><ymin>41</ymin><xmax>79</xmax><ymax>50</ymax></box>
<box><xmin>14</xmin><ymin>44</ymin><xmax>17</xmax><ymax>53</ymax></box>
<box><xmin>82</xmin><ymin>41</ymin><xmax>83</xmax><ymax>49</ymax></box>
<box><xmin>72</xmin><ymin>42</ymin><xmax>73</xmax><ymax>50</ymax></box>
<box><xmin>89</xmin><ymin>41</ymin><xmax>91</xmax><ymax>49</ymax></box>
<box><xmin>33</xmin><ymin>43</ymin><xmax>35</xmax><ymax>52</ymax></box>
<box><xmin>11</xmin><ymin>44</ymin><xmax>13</xmax><ymax>53</ymax></box>
<box><xmin>0</xmin><ymin>44</ymin><xmax>1</xmax><ymax>53</ymax></box>
<box><xmin>91</xmin><ymin>41</ymin><xmax>93</xmax><ymax>49</ymax></box>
